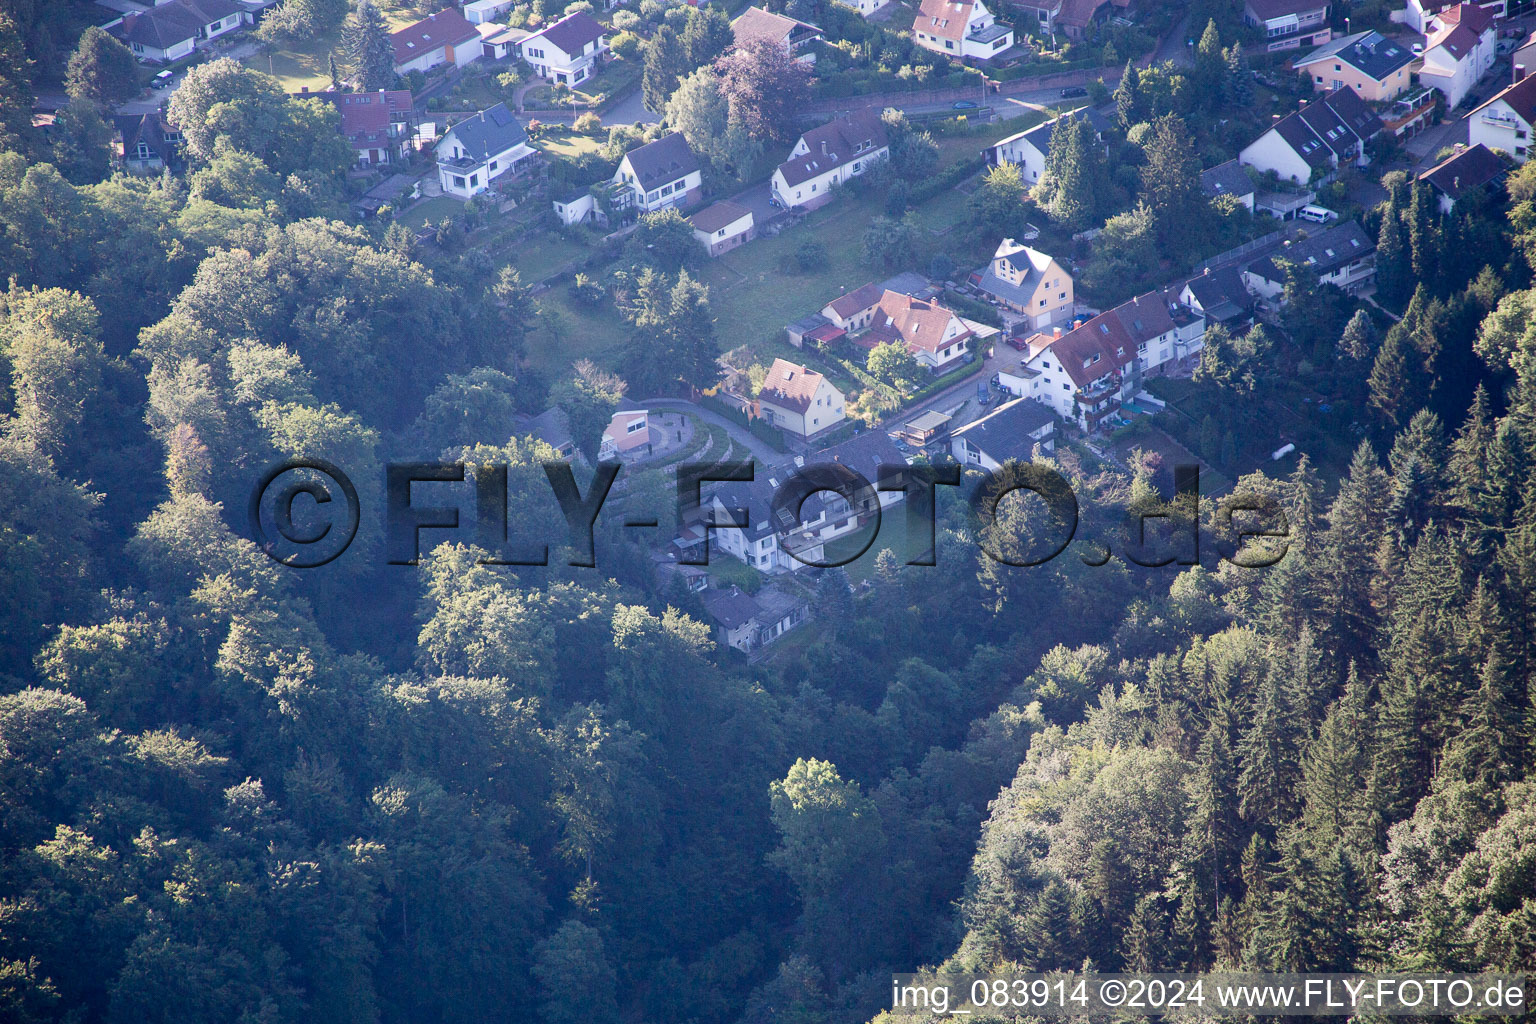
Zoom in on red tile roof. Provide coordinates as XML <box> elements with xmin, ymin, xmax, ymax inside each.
<box><xmin>391</xmin><ymin>9</ymin><xmax>478</xmax><ymax>64</ymax></box>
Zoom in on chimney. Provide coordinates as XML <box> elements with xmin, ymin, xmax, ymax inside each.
<box><xmin>820</xmin><ymin>139</ymin><xmax>827</xmax><ymax>154</ymax></box>
<box><xmin>1053</xmin><ymin>326</ymin><xmax>1063</xmax><ymax>337</ymax></box>
<box><xmin>1517</xmin><ymin>63</ymin><xmax>1527</xmax><ymax>82</ymax></box>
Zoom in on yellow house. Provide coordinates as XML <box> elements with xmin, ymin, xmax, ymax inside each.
<box><xmin>977</xmin><ymin>238</ymin><xmax>1074</xmax><ymax>330</ymax></box>
<box><xmin>1292</xmin><ymin>30</ymin><xmax>1415</xmax><ymax>100</ymax></box>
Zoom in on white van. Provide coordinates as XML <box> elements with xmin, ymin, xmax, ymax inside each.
<box><xmin>1298</xmin><ymin>204</ymin><xmax>1338</xmax><ymax>224</ymax></box>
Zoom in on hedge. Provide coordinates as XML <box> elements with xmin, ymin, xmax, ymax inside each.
<box><xmin>696</xmin><ymin>393</ymin><xmax>789</xmax><ymax>452</ymax></box>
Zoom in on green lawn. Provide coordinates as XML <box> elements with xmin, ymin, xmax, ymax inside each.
<box><xmin>524</xmin><ymin>286</ymin><xmax>631</xmax><ymax>378</ymax></box>
<box><xmin>513</xmin><ymin>231</ymin><xmax>593</xmax><ymax>283</ymax></box>
<box><xmin>537</xmin><ymin>129</ymin><xmax>605</xmax><ymax>161</ymax></box>
<box><xmin>397</xmin><ymin>195</ymin><xmax>463</xmax><ymax>231</ymax></box>
<box><xmin>245</xmin><ymin>10</ymin><xmax>420</xmax><ymax>92</ymax></box>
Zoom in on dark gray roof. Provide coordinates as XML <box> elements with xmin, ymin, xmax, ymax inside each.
<box><xmin>1265</xmin><ymin>87</ymin><xmax>1381</xmax><ymax>169</ymax></box>
<box><xmin>1201</xmin><ymin>159</ymin><xmax>1254</xmax><ymax>200</ymax></box>
<box><xmin>701</xmin><ymin>587</ymin><xmax>763</xmax><ymax>629</ymax></box>
<box><xmin>950</xmin><ymin>398</ymin><xmax>1055</xmax><ymax>464</ymax></box>
<box><xmin>1420</xmin><ymin>143</ymin><xmax>1506</xmax><ymax>199</ymax></box>
<box><xmin>776</xmin><ymin>110</ymin><xmax>889</xmax><ymax>188</ymax></box>
<box><xmin>1295</xmin><ymin>31</ymin><xmax>1413</xmax><ymax>82</ymax></box>
<box><xmin>1246</xmin><ymin>220</ymin><xmax>1374</xmax><ymax>283</ymax></box>
<box><xmin>623</xmin><ymin>132</ymin><xmax>700</xmax><ymax>189</ymax></box>
<box><xmin>709</xmin><ymin>430</ymin><xmax>907</xmax><ymax>539</ymax></box>
<box><xmin>444</xmin><ymin>103</ymin><xmax>528</xmax><ymax>161</ymax></box>
<box><xmin>1184</xmin><ymin>265</ymin><xmax>1253</xmax><ymax>323</ymax></box>
<box><xmin>533</xmin><ymin>11</ymin><xmax>606</xmax><ymax>55</ymax></box>
<box><xmin>117</xmin><ymin>0</ymin><xmax>243</xmax><ymax>48</ymax></box>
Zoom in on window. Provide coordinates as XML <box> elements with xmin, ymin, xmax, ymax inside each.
<box><xmin>489</xmin><ymin>160</ymin><xmax>498</xmax><ymax>171</ymax></box>
<box><xmin>469</xmin><ymin>173</ymin><xmax>479</xmax><ymax>187</ymax></box>
<box><xmin>453</xmin><ymin>175</ymin><xmax>466</xmax><ymax>187</ymax></box>
<box><xmin>1039</xmin><ymin>298</ymin><xmax>1047</xmax><ymax>307</ymax></box>
<box><xmin>626</xmin><ymin>420</ymin><xmax>645</xmax><ymax>434</ymax></box>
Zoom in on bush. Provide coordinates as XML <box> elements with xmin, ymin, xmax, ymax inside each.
<box><xmin>573</xmin><ymin>111</ymin><xmax>602</xmax><ymax>134</ymax></box>
<box><xmin>795</xmin><ymin>241</ymin><xmax>828</xmax><ymax>272</ymax></box>
<box><xmin>612</xmin><ymin>10</ymin><xmax>640</xmax><ymax>31</ymax></box>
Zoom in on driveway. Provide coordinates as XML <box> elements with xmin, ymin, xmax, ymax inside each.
<box><xmin>724</xmin><ymin>180</ymin><xmax>778</xmax><ymax>226</ymax></box>
<box><xmin>602</xmin><ymin>87</ymin><xmax>658</xmax><ymax>127</ymax></box>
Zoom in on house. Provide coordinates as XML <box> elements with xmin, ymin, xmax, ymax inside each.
<box><xmin>464</xmin><ymin>0</ymin><xmax>516</xmax><ymax>24</ymax></box>
<box><xmin>689</xmin><ymin>201</ymin><xmax>755</xmax><ymax>256</ymax></box>
<box><xmin>1292</xmin><ymin>31</ymin><xmax>1414</xmax><ymax>100</ymax></box>
<box><xmin>950</xmin><ymin>397</ymin><xmax>1057</xmax><ymax>469</ymax></box>
<box><xmin>977</xmin><ymin>239</ymin><xmax>1074</xmax><ymax>330</ymax></box>
<box><xmin>822</xmin><ymin>282</ymin><xmax>885</xmax><ymax>332</ymax></box>
<box><xmin>1418</xmin><ymin>142</ymin><xmax>1506</xmax><ymax>211</ymax></box>
<box><xmin>1404</xmin><ymin>0</ymin><xmax>1505</xmax><ymax>34</ymax></box>
<box><xmin>1011</xmin><ymin>291</ymin><xmax>1205</xmax><ymax>430</ymax></box>
<box><xmin>912</xmin><ymin>0</ymin><xmax>1013</xmax><ymax>61</ymax></box>
<box><xmin>435</xmin><ymin>103</ymin><xmax>537</xmax><ymax>197</ymax></box>
<box><xmin>306</xmin><ymin>88</ymin><xmax>414</xmax><ymax>166</ymax></box>
<box><xmin>599</xmin><ymin>407</ymin><xmax>650</xmax><ymax>461</ymax></box>
<box><xmin>1180</xmin><ymin>265</ymin><xmax>1256</xmax><ymax>326</ymax></box>
<box><xmin>1243</xmin><ymin>0</ymin><xmax>1331</xmax><ymax>52</ymax></box>
<box><xmin>756</xmin><ymin>359</ymin><xmax>846</xmax><ymax>440</ymax></box>
<box><xmin>770</xmin><ymin>110</ymin><xmax>890</xmax><ymax>210</ymax></box>
<box><xmin>519</xmin><ymin>11</ymin><xmax>608</xmax><ymax>86</ymax></box>
<box><xmin>1513</xmin><ymin>32</ymin><xmax>1536</xmax><ymax>82</ymax></box>
<box><xmin>114</xmin><ymin>110</ymin><xmax>182</xmax><ymax>172</ymax></box>
<box><xmin>731</xmin><ymin>6</ymin><xmax>823</xmax><ymax>60</ymax></box>
<box><xmin>985</xmin><ymin>107</ymin><xmax>1110</xmax><ymax>185</ymax></box>
<box><xmin>112</xmin><ymin>0</ymin><xmax>246</xmax><ymax>62</ymax></box>
<box><xmin>1052</xmin><ymin>0</ymin><xmax>1130</xmax><ymax>39</ymax></box>
<box><xmin>1242</xmin><ymin>220</ymin><xmax>1376</xmax><ymax>298</ymax></box>
<box><xmin>392</xmin><ymin>9</ymin><xmax>482</xmax><ymax>75</ymax></box>
<box><xmin>1239</xmin><ymin>86</ymin><xmax>1382</xmax><ymax>184</ymax></box>
<box><xmin>1200</xmin><ymin>159</ymin><xmax>1256</xmax><ymax>210</ymax></box>
<box><xmin>1418</xmin><ymin>4</ymin><xmax>1499</xmax><ymax>108</ymax></box>
<box><xmin>704</xmin><ymin>430</ymin><xmax>908</xmax><ymax>573</ymax></box>
<box><xmin>700</xmin><ymin>585</ymin><xmax>808</xmax><ymax>652</ymax></box>
<box><xmin>553</xmin><ymin>188</ymin><xmax>597</xmax><ymax>226</ymax></box>
<box><xmin>1469</xmin><ymin>73</ymin><xmax>1536</xmax><ymax>161</ymax></box>
<box><xmin>858</xmin><ymin>290</ymin><xmax>974</xmax><ymax>371</ymax></box>
<box><xmin>612</xmin><ymin>132</ymin><xmax>703</xmax><ymax>213</ymax></box>
<box><xmin>524</xmin><ymin>407</ymin><xmax>576</xmax><ymax>458</ymax></box>
<box><xmin>479</xmin><ymin>24</ymin><xmax>530</xmax><ymax>60</ymax></box>
<box><xmin>835</xmin><ymin>0</ymin><xmax>891</xmax><ymax>17</ymax></box>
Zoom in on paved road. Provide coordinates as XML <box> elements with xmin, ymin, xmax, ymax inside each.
<box><xmin>643</xmin><ymin>399</ymin><xmax>785</xmax><ymax>465</ymax></box>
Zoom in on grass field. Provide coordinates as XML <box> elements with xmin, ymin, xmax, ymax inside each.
<box><xmin>537</xmin><ymin>130</ymin><xmax>605</xmax><ymax>161</ymax></box>
<box><xmin>523</xmin><ymin>286</ymin><xmax>630</xmax><ymax>378</ymax></box>
<box><xmin>396</xmin><ymin>195</ymin><xmax>462</xmax><ymax>231</ymax></box>
<box><xmin>245</xmin><ymin>10</ymin><xmax>421</xmax><ymax>92</ymax></box>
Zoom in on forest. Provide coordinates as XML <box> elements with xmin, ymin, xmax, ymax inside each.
<box><xmin>0</xmin><ymin>2</ymin><xmax>1534</xmax><ymax>1023</ymax></box>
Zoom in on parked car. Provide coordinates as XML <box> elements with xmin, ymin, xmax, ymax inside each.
<box><xmin>1298</xmin><ymin>204</ymin><xmax>1338</xmax><ymax>224</ymax></box>
<box><xmin>1006</xmin><ymin>335</ymin><xmax>1027</xmax><ymax>351</ymax></box>
<box><xmin>1060</xmin><ymin>85</ymin><xmax>1088</xmax><ymax>98</ymax></box>
<box><xmin>151</xmin><ymin>70</ymin><xmax>175</xmax><ymax>89</ymax></box>
<box><xmin>953</xmin><ymin>99</ymin><xmax>978</xmax><ymax>109</ymax></box>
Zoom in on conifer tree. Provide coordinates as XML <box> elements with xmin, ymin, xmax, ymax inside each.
<box><xmin>1375</xmin><ymin>199</ymin><xmax>1411</xmax><ymax>308</ymax></box>
<box><xmin>342</xmin><ymin>1</ymin><xmax>395</xmax><ymax>91</ymax></box>
<box><xmin>1114</xmin><ymin>62</ymin><xmax>1142</xmax><ymax>129</ymax></box>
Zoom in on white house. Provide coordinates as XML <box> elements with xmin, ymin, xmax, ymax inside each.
<box><xmin>1468</xmin><ymin>73</ymin><xmax>1536</xmax><ymax>161</ymax></box>
<box><xmin>1239</xmin><ymin>86</ymin><xmax>1381</xmax><ymax>184</ymax></box>
<box><xmin>463</xmin><ymin>0</ymin><xmax>516</xmax><ymax>24</ymax></box>
<box><xmin>1418</xmin><ymin>4</ymin><xmax>1499</xmax><ymax>108</ymax></box>
<box><xmin>519</xmin><ymin>11</ymin><xmax>608</xmax><ymax>86</ymax></box>
<box><xmin>689</xmin><ymin>200</ymin><xmax>755</xmax><ymax>257</ymax></box>
<box><xmin>912</xmin><ymin>0</ymin><xmax>1014</xmax><ymax>60</ymax></box>
<box><xmin>756</xmin><ymin>359</ymin><xmax>845</xmax><ymax>440</ymax></box>
<box><xmin>1008</xmin><ymin>291</ymin><xmax>1205</xmax><ymax>431</ymax></box>
<box><xmin>1241</xmin><ymin>220</ymin><xmax>1376</xmax><ymax>298</ymax></box>
<box><xmin>553</xmin><ymin>188</ymin><xmax>596</xmax><ymax>226</ymax></box>
<box><xmin>112</xmin><ymin>0</ymin><xmax>246</xmax><ymax>62</ymax></box>
<box><xmin>861</xmin><ymin>290</ymin><xmax>973</xmax><ymax>371</ymax></box>
<box><xmin>435</xmin><ymin>103</ymin><xmax>537</xmax><ymax>197</ymax></box>
<box><xmin>612</xmin><ymin>132</ymin><xmax>703</xmax><ymax>213</ymax></box>
<box><xmin>835</xmin><ymin>0</ymin><xmax>890</xmax><ymax>16</ymax></box>
<box><xmin>1403</xmin><ymin>0</ymin><xmax>1505</xmax><ymax>34</ymax></box>
<box><xmin>1418</xmin><ymin>143</ymin><xmax>1506</xmax><ymax>212</ymax></box>
<box><xmin>731</xmin><ymin>6</ymin><xmax>823</xmax><ymax>62</ymax></box>
<box><xmin>704</xmin><ymin>431</ymin><xmax>907</xmax><ymax>574</ymax></box>
<box><xmin>986</xmin><ymin>107</ymin><xmax>1110</xmax><ymax>184</ymax></box>
<box><xmin>950</xmin><ymin>397</ymin><xmax>1056</xmax><ymax>469</ymax></box>
<box><xmin>1243</xmin><ymin>0</ymin><xmax>1331</xmax><ymax>52</ymax></box>
<box><xmin>392</xmin><ymin>9</ymin><xmax>482</xmax><ymax>75</ymax></box>
<box><xmin>769</xmin><ymin>110</ymin><xmax>890</xmax><ymax>210</ymax></box>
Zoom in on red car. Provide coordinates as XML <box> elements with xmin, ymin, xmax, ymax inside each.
<box><xmin>1006</xmin><ymin>335</ymin><xmax>1028</xmax><ymax>350</ymax></box>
